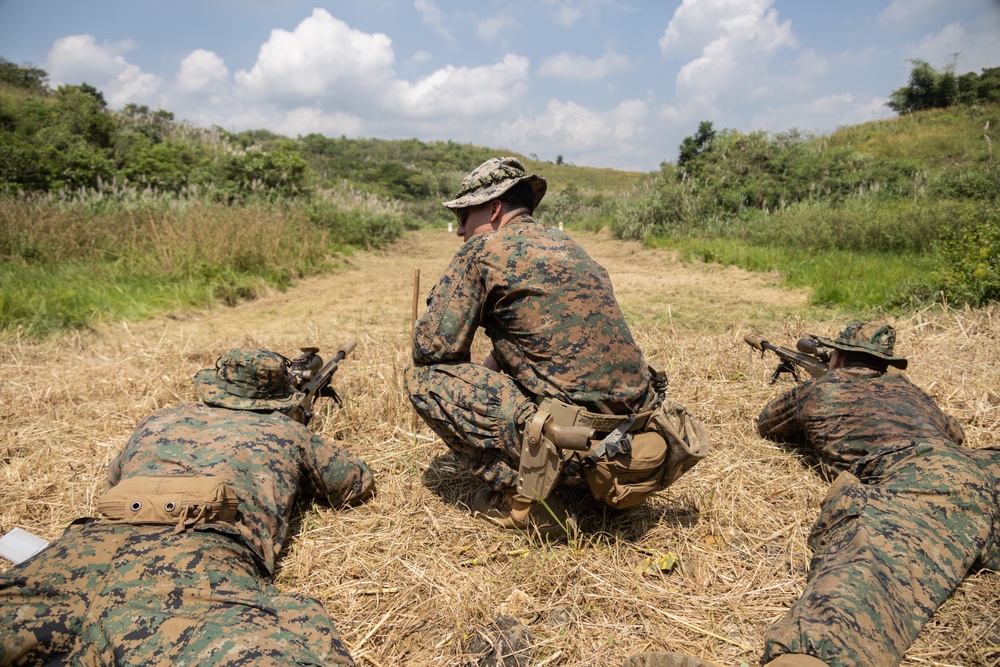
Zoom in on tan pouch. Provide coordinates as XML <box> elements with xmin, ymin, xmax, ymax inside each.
<box><xmin>98</xmin><ymin>475</ymin><xmax>239</xmax><ymax>533</ymax></box>
<box><xmin>583</xmin><ymin>430</ymin><xmax>669</xmax><ymax>509</ymax></box>
<box><xmin>651</xmin><ymin>399</ymin><xmax>710</xmax><ymax>488</ymax></box>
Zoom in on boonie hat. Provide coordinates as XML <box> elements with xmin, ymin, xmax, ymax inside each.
<box><xmin>194</xmin><ymin>348</ymin><xmax>303</xmax><ymax>410</ymax></box>
<box><xmin>443</xmin><ymin>157</ymin><xmax>547</xmax><ymax>213</ymax></box>
<box><xmin>813</xmin><ymin>321</ymin><xmax>908</xmax><ymax>369</ymax></box>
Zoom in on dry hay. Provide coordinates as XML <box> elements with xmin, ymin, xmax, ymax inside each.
<box><xmin>1</xmin><ymin>228</ymin><xmax>998</xmax><ymax>666</ymax></box>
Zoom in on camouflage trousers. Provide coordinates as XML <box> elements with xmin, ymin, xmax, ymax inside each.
<box><xmin>764</xmin><ymin>441</ymin><xmax>1000</xmax><ymax>667</ymax></box>
<box><xmin>0</xmin><ymin>520</ymin><xmax>355</xmax><ymax>667</ymax></box>
<box><xmin>405</xmin><ymin>363</ymin><xmax>536</xmax><ymax>491</ymax></box>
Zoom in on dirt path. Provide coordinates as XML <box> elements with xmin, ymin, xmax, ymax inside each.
<box><xmin>2</xmin><ymin>228</ymin><xmax>997</xmax><ymax>666</ymax></box>
<box><xmin>112</xmin><ymin>227</ymin><xmax>814</xmax><ymax>347</ymax></box>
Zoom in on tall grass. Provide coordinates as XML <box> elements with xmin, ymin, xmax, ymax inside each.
<box><xmin>660</xmin><ymin>237</ymin><xmax>937</xmax><ymax>311</ymax></box>
<box><xmin>0</xmin><ymin>186</ymin><xmax>408</xmax><ymax>337</ymax></box>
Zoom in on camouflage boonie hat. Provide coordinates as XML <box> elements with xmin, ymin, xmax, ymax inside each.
<box><xmin>443</xmin><ymin>157</ymin><xmax>547</xmax><ymax>213</ymax></box>
<box><xmin>814</xmin><ymin>321</ymin><xmax>908</xmax><ymax>369</ymax></box>
<box><xmin>194</xmin><ymin>349</ymin><xmax>304</xmax><ymax>410</ymax></box>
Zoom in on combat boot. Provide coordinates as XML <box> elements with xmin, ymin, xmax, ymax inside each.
<box><xmin>471</xmin><ymin>487</ymin><xmax>575</xmax><ymax>540</ymax></box>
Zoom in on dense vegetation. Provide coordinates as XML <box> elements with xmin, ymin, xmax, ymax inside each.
<box><xmin>612</xmin><ymin>61</ymin><xmax>999</xmax><ymax>311</ymax></box>
<box><xmin>2</xmin><ymin>56</ymin><xmax>998</xmax><ymax>336</ymax></box>
<box><xmin>0</xmin><ymin>58</ymin><xmax>620</xmax><ymax>336</ymax></box>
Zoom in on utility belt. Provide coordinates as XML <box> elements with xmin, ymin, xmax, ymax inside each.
<box><xmin>97</xmin><ymin>475</ymin><xmax>240</xmax><ymax>534</ymax></box>
<box><xmin>518</xmin><ymin>377</ymin><xmax>710</xmax><ymax>509</ymax></box>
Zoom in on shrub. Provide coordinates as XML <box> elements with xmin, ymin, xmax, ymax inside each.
<box><xmin>933</xmin><ymin>208</ymin><xmax>1000</xmax><ymax>306</ymax></box>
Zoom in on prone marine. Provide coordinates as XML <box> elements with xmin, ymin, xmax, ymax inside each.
<box><xmin>626</xmin><ymin>321</ymin><xmax>1000</xmax><ymax>667</ymax></box>
<box><xmin>0</xmin><ymin>348</ymin><xmax>374</xmax><ymax>666</ymax></box>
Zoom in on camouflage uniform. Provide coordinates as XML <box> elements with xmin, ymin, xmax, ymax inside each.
<box><xmin>756</xmin><ymin>325</ymin><xmax>1000</xmax><ymax>667</ymax></box>
<box><xmin>406</xmin><ymin>158</ymin><xmax>653</xmax><ymax>494</ymax></box>
<box><xmin>0</xmin><ymin>349</ymin><xmax>374</xmax><ymax>667</ymax></box>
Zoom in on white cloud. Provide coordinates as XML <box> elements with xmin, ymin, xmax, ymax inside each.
<box><xmin>176</xmin><ymin>49</ymin><xmax>229</xmax><ymax>94</ymax></box>
<box><xmin>880</xmin><ymin>0</ymin><xmax>938</xmax><ymax>27</ymax></box>
<box><xmin>387</xmin><ymin>54</ymin><xmax>530</xmax><ymax>117</ymax></box>
<box><xmin>911</xmin><ymin>21</ymin><xmax>999</xmax><ymax>73</ymax></box>
<box><xmin>272</xmin><ymin>107</ymin><xmax>365</xmax><ymax>137</ymax></box>
<box><xmin>878</xmin><ymin>0</ymin><xmax>983</xmax><ymax>28</ymax></box>
<box><xmin>477</xmin><ymin>13</ymin><xmax>518</xmax><ymax>42</ymax></box>
<box><xmin>233</xmin><ymin>9</ymin><xmax>395</xmax><ymax>104</ymax></box>
<box><xmin>549</xmin><ymin>2</ymin><xmax>582</xmax><ymax>27</ymax></box>
<box><xmin>660</xmin><ymin>0</ymin><xmax>795</xmax><ymax>59</ymax></box>
<box><xmin>538</xmin><ymin>48</ymin><xmax>629</xmax><ymax>81</ymax></box>
<box><xmin>46</xmin><ymin>34</ymin><xmax>161</xmax><ymax>106</ymax></box>
<box><xmin>414</xmin><ymin>0</ymin><xmax>452</xmax><ymax>40</ymax></box>
<box><xmin>542</xmin><ymin>0</ymin><xmax>614</xmax><ymax>27</ymax></box>
<box><xmin>408</xmin><ymin>50</ymin><xmax>433</xmax><ymax>65</ymax></box>
<box><xmin>658</xmin><ymin>0</ymin><xmax>797</xmax><ymax>115</ymax></box>
<box><xmin>490</xmin><ymin>97</ymin><xmax>650</xmax><ymax>167</ymax></box>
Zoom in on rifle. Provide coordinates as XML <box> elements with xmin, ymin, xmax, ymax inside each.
<box><xmin>285</xmin><ymin>339</ymin><xmax>357</xmax><ymax>425</ymax></box>
<box><xmin>744</xmin><ymin>334</ymin><xmax>830</xmax><ymax>384</ymax></box>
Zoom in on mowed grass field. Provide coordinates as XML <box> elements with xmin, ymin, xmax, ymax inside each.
<box><xmin>2</xmin><ymin>227</ymin><xmax>998</xmax><ymax>666</ymax></box>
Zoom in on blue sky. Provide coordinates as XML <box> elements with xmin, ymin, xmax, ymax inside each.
<box><xmin>1</xmin><ymin>0</ymin><xmax>997</xmax><ymax>171</ymax></box>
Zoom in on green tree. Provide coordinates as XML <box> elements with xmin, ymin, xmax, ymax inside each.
<box><xmin>225</xmin><ymin>147</ymin><xmax>308</xmax><ymax>198</ymax></box>
<box><xmin>0</xmin><ymin>58</ymin><xmax>48</xmax><ymax>93</ymax></box>
<box><xmin>677</xmin><ymin>120</ymin><xmax>717</xmax><ymax>174</ymax></box>
<box><xmin>887</xmin><ymin>60</ymin><xmax>942</xmax><ymax>113</ymax></box>
<box><xmin>886</xmin><ymin>59</ymin><xmax>1000</xmax><ymax>113</ymax></box>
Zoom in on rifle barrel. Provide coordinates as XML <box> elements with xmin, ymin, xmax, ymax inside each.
<box><xmin>744</xmin><ymin>332</ymin><xmax>828</xmax><ymax>380</ymax></box>
<box><xmin>338</xmin><ymin>338</ymin><xmax>358</xmax><ymax>359</ymax></box>
<box><xmin>743</xmin><ymin>333</ymin><xmax>770</xmax><ymax>351</ymax></box>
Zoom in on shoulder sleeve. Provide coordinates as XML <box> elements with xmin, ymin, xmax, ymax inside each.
<box><xmin>305</xmin><ymin>433</ymin><xmax>375</xmax><ymax>506</ymax></box>
<box><xmin>757</xmin><ymin>385</ymin><xmax>806</xmax><ymax>444</ymax></box>
<box><xmin>412</xmin><ymin>244</ymin><xmax>487</xmax><ymax>365</ymax></box>
<box><xmin>104</xmin><ymin>412</ymin><xmax>155</xmax><ymax>492</ymax></box>
<box><xmin>104</xmin><ymin>449</ymin><xmax>124</xmax><ymax>492</ymax></box>
<box><xmin>943</xmin><ymin>412</ymin><xmax>966</xmax><ymax>446</ymax></box>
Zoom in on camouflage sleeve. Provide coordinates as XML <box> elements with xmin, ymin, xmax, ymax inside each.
<box><xmin>305</xmin><ymin>434</ymin><xmax>375</xmax><ymax>507</ymax></box>
<box><xmin>103</xmin><ymin>415</ymin><xmax>149</xmax><ymax>491</ymax></box>
<box><xmin>412</xmin><ymin>247</ymin><xmax>486</xmax><ymax>366</ymax></box>
<box><xmin>757</xmin><ymin>385</ymin><xmax>807</xmax><ymax>445</ymax></box>
<box><xmin>944</xmin><ymin>412</ymin><xmax>966</xmax><ymax>446</ymax></box>
<box><xmin>104</xmin><ymin>449</ymin><xmax>124</xmax><ymax>492</ymax></box>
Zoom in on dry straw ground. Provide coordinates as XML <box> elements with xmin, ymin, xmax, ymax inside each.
<box><xmin>2</xmin><ymin>228</ymin><xmax>998</xmax><ymax>666</ymax></box>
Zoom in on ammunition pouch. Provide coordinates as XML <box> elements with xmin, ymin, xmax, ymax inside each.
<box><xmin>517</xmin><ymin>395</ymin><xmax>710</xmax><ymax>510</ymax></box>
<box><xmin>97</xmin><ymin>475</ymin><xmax>240</xmax><ymax>534</ymax></box>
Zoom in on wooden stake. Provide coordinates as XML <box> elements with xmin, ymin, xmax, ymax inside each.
<box><xmin>411</xmin><ymin>268</ymin><xmax>420</xmax><ymax>336</ymax></box>
<box><xmin>410</xmin><ymin>267</ymin><xmax>420</xmax><ymax>435</ymax></box>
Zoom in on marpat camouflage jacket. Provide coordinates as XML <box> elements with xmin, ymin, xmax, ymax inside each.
<box><xmin>758</xmin><ymin>367</ymin><xmax>965</xmax><ymax>475</ymax></box>
<box><xmin>413</xmin><ymin>215</ymin><xmax>653</xmax><ymax>415</ymax></box>
<box><xmin>105</xmin><ymin>402</ymin><xmax>375</xmax><ymax>574</ymax></box>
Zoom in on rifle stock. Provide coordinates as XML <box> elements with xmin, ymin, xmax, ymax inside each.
<box><xmin>744</xmin><ymin>333</ymin><xmax>829</xmax><ymax>384</ymax></box>
<box><xmin>286</xmin><ymin>338</ymin><xmax>357</xmax><ymax>425</ymax></box>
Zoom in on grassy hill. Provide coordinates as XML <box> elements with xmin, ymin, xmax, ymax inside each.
<box><xmin>612</xmin><ymin>103</ymin><xmax>1000</xmax><ymax>312</ymax></box>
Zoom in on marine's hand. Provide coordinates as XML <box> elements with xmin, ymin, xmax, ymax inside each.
<box><xmin>481</xmin><ymin>353</ymin><xmax>500</xmax><ymax>372</ymax></box>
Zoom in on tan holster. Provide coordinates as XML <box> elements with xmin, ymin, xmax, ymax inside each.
<box><xmin>98</xmin><ymin>475</ymin><xmax>240</xmax><ymax>534</ymax></box>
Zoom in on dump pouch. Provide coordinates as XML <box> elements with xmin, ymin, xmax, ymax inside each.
<box><xmin>650</xmin><ymin>399</ymin><xmax>711</xmax><ymax>488</ymax></box>
<box><xmin>98</xmin><ymin>475</ymin><xmax>239</xmax><ymax>533</ymax></box>
<box><xmin>582</xmin><ymin>429</ymin><xmax>668</xmax><ymax>509</ymax></box>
